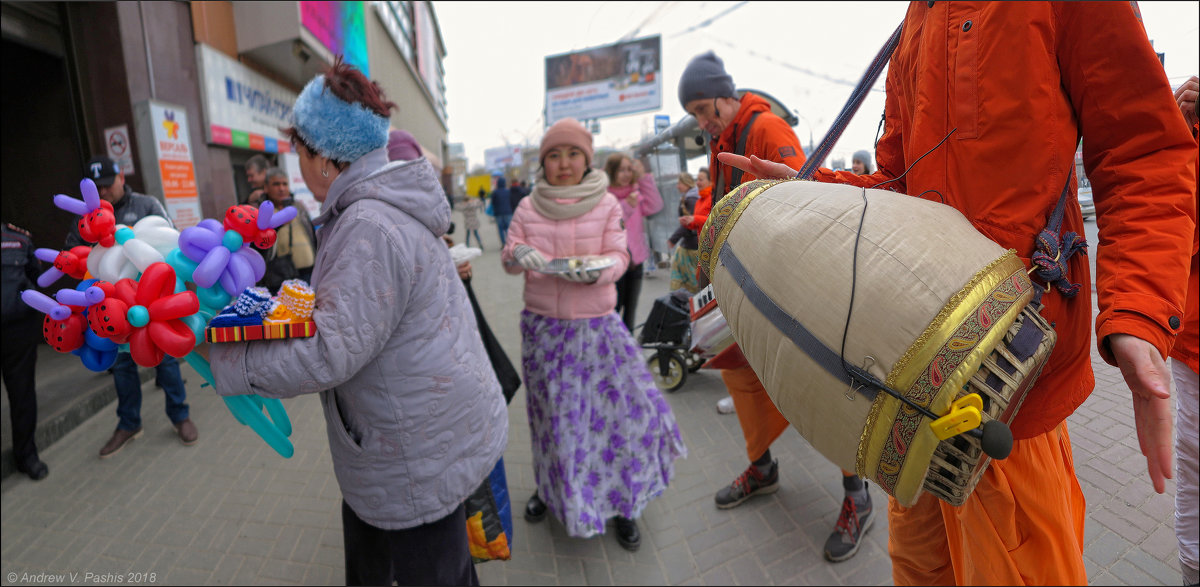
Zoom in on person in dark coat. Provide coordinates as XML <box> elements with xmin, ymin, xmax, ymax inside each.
<box><xmin>490</xmin><ymin>177</ymin><xmax>514</xmax><ymax>246</ymax></box>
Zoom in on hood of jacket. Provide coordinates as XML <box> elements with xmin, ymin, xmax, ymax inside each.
<box><xmin>313</xmin><ymin>147</ymin><xmax>451</xmax><ymax>237</ymax></box>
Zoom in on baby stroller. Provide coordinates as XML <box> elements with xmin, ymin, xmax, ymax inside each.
<box><xmin>637</xmin><ymin>290</ymin><xmax>706</xmax><ymax>391</ymax></box>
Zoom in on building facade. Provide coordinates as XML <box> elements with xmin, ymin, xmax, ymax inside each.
<box><xmin>1</xmin><ymin>0</ymin><xmax>448</xmax><ymax>249</ymax></box>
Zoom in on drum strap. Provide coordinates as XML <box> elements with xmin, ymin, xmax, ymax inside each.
<box><xmin>714</xmin><ymin>111</ymin><xmax>763</xmax><ymax>197</ymax></box>
<box><xmin>717</xmin><ymin>243</ymin><xmax>877</xmax><ymax>400</ymax></box>
<box><xmin>1030</xmin><ymin>169</ymin><xmax>1088</xmax><ymax>297</ymax></box>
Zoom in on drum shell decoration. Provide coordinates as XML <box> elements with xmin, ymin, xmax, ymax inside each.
<box><xmin>698</xmin><ymin>179</ymin><xmax>1048</xmax><ymax>506</ymax></box>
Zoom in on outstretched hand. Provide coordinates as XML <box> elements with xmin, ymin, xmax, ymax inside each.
<box><xmin>1108</xmin><ymin>333</ymin><xmax>1174</xmax><ymax>493</ymax></box>
<box><xmin>716</xmin><ymin>152</ymin><xmax>799</xmax><ymax>181</ymax></box>
<box><xmin>1174</xmin><ymin>75</ymin><xmax>1198</xmax><ymax>128</ymax></box>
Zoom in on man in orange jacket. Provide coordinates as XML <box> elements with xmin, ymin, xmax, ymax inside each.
<box><xmin>719</xmin><ymin>3</ymin><xmax>1196</xmax><ymax>584</ymax></box>
<box><xmin>678</xmin><ymin>51</ymin><xmax>878</xmax><ymax>563</ymax></box>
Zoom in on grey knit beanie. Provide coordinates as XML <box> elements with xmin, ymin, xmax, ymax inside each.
<box><xmin>852</xmin><ymin>150</ymin><xmax>874</xmax><ymax>174</ymax></box>
<box><xmin>678</xmin><ymin>51</ymin><xmax>736</xmax><ymax>109</ymax></box>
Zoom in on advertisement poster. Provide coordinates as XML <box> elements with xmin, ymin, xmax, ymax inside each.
<box><xmin>545</xmin><ymin>35</ymin><xmax>662</xmax><ymax>125</ymax></box>
<box><xmin>484</xmin><ymin>145</ymin><xmax>522</xmax><ymax>173</ymax></box>
<box><xmin>148</xmin><ymin>102</ymin><xmax>203</xmax><ymax>230</ymax></box>
<box><xmin>300</xmin><ymin>1</ymin><xmax>370</xmax><ymax>76</ymax></box>
<box><xmin>195</xmin><ymin>43</ymin><xmax>295</xmax><ymax>154</ymax></box>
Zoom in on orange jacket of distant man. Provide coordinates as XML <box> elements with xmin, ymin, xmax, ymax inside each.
<box><xmin>688</xmin><ymin>92</ymin><xmax>807</xmax><ymax>232</ymax></box>
<box><xmin>810</xmin><ymin>1</ymin><xmax>1197</xmax><ymax>439</ymax></box>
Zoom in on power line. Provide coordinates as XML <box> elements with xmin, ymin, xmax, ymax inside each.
<box><xmin>705</xmin><ymin>33</ymin><xmax>886</xmax><ymax>93</ymax></box>
<box><xmin>666</xmin><ymin>1</ymin><xmax>749</xmax><ymax>38</ymax></box>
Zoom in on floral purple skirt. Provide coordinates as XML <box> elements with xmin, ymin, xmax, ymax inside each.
<box><xmin>520</xmin><ymin>310</ymin><xmax>687</xmax><ymax>538</ymax></box>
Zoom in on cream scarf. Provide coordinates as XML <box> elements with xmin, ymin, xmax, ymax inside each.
<box><xmin>530</xmin><ymin>170</ymin><xmax>610</xmax><ymax>220</ymax></box>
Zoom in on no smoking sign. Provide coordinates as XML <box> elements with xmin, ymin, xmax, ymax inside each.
<box><xmin>104</xmin><ymin>124</ymin><xmax>135</xmax><ymax>175</ymax></box>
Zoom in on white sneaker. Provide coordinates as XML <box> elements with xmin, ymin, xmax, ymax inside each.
<box><xmin>717</xmin><ymin>396</ymin><xmax>735</xmax><ymax>414</ymax></box>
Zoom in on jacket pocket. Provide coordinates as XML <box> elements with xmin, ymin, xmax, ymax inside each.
<box><xmin>324</xmin><ymin>389</ymin><xmax>366</xmax><ymax>456</ymax></box>
<box><xmin>953</xmin><ymin>11</ymin><xmax>980</xmax><ymax>139</ymax></box>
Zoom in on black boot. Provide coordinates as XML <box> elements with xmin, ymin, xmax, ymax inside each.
<box><xmin>614</xmin><ymin>516</ymin><xmax>640</xmax><ymax>552</ymax></box>
<box><xmin>16</xmin><ymin>455</ymin><xmax>48</xmax><ymax>481</ymax></box>
<box><xmin>525</xmin><ymin>493</ymin><xmax>547</xmax><ymax>523</ymax></box>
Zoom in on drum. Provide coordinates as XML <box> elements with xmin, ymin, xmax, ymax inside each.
<box><xmin>697</xmin><ymin>179</ymin><xmax>1055</xmax><ymax>506</ymax></box>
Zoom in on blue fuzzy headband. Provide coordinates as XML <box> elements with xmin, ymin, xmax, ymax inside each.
<box><xmin>291</xmin><ymin>75</ymin><xmax>390</xmax><ymax>162</ymax></box>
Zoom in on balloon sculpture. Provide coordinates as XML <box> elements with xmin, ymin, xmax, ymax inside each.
<box><xmin>22</xmin><ymin>178</ymin><xmax>302</xmax><ymax>457</ymax></box>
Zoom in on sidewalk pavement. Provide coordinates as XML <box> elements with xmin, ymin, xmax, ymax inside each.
<box><xmin>0</xmin><ymin>214</ymin><xmax>1183</xmax><ymax>585</ymax></box>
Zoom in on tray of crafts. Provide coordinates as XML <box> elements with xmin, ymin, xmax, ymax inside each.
<box><xmin>535</xmin><ymin>256</ymin><xmax>616</xmax><ymax>275</ymax></box>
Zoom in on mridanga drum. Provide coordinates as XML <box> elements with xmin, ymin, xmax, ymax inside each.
<box><xmin>698</xmin><ymin>179</ymin><xmax>1055</xmax><ymax>506</ymax></box>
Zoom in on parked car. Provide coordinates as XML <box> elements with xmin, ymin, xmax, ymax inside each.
<box><xmin>1078</xmin><ymin>185</ymin><xmax>1095</xmax><ymax>219</ymax></box>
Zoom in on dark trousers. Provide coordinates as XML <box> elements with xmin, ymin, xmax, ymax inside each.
<box><xmin>2</xmin><ymin>316</ymin><xmax>40</xmax><ymax>465</ymax></box>
<box><xmin>614</xmin><ymin>262</ymin><xmax>644</xmax><ymax>332</ymax></box>
<box><xmin>342</xmin><ymin>500</ymin><xmax>478</xmax><ymax>586</ymax></box>
<box><xmin>112</xmin><ymin>352</ymin><xmax>188</xmax><ymax>431</ymax></box>
<box><xmin>464</xmin><ymin>229</ymin><xmax>483</xmax><ymax>249</ymax></box>
<box><xmin>495</xmin><ymin>214</ymin><xmax>512</xmax><ymax>247</ymax></box>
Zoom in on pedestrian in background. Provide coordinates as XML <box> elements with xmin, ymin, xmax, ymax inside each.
<box><xmin>68</xmin><ymin>156</ymin><xmax>197</xmax><ymax>458</ymax></box>
<box><xmin>605</xmin><ymin>152</ymin><xmax>663</xmax><ymax>331</ymax></box>
<box><xmin>461</xmin><ymin>188</ymin><xmax>485</xmax><ymax>250</ymax></box>
<box><xmin>261</xmin><ymin>167</ymin><xmax>316</xmax><ymax>288</ymax></box>
<box><xmin>502</xmin><ymin>117</ymin><xmax>686</xmax><ymax>552</ymax></box>
<box><xmin>2</xmin><ymin>222</ymin><xmax>48</xmax><ymax>481</ymax></box>
<box><xmin>490</xmin><ymin>177</ymin><xmax>514</xmax><ymax>246</ymax></box>
<box><xmin>851</xmin><ymin>149</ymin><xmax>874</xmax><ymax>175</ymax></box>
<box><xmin>244</xmin><ymin>153</ymin><xmax>271</xmax><ymax>205</ymax></box>
<box><xmin>666</xmin><ymin>171</ymin><xmax>701</xmax><ymax>294</ymax></box>
<box><xmin>210</xmin><ymin>57</ymin><xmax>507</xmax><ymax>586</ymax></box>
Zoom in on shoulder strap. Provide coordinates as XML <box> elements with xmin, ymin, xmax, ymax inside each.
<box><xmin>729</xmin><ymin>111</ymin><xmax>763</xmax><ymax>189</ymax></box>
<box><xmin>714</xmin><ymin>110</ymin><xmax>763</xmax><ymax>196</ymax></box>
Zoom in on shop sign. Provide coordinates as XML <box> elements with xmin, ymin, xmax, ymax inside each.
<box><xmin>143</xmin><ymin>101</ymin><xmax>203</xmax><ymax>229</ymax></box>
<box><xmin>195</xmin><ymin>43</ymin><xmax>294</xmax><ymax>154</ymax></box>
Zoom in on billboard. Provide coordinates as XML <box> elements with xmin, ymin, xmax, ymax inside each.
<box><xmin>545</xmin><ymin>35</ymin><xmax>661</xmax><ymax>125</ymax></box>
<box><xmin>484</xmin><ymin>145</ymin><xmax>523</xmax><ymax>173</ymax></box>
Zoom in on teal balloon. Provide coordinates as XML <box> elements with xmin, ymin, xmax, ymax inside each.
<box><xmin>182</xmin><ymin>313</ymin><xmax>206</xmax><ymax>347</ymax></box>
<box><xmin>115</xmin><ymin>226</ymin><xmax>136</xmax><ymax>245</ymax></box>
<box><xmin>196</xmin><ymin>283</ymin><xmax>231</xmax><ymax>311</ymax></box>
<box><xmin>127</xmin><ymin>305</ymin><xmax>150</xmax><ymax>328</ymax></box>
<box><xmin>175</xmin><ymin>277</ymin><xmax>186</xmax><ymax>294</ymax></box>
<box><xmin>166</xmin><ymin>248</ymin><xmax>198</xmax><ymax>282</ymax></box>
<box><xmin>222</xmin><ymin>230</ymin><xmax>244</xmax><ymax>252</ymax></box>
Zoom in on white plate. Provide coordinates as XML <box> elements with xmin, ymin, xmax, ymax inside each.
<box><xmin>536</xmin><ymin>256</ymin><xmax>616</xmax><ymax>274</ymax></box>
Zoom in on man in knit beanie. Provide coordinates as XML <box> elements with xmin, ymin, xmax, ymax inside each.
<box><xmin>678</xmin><ymin>50</ymin><xmax>876</xmax><ymax>564</ymax></box>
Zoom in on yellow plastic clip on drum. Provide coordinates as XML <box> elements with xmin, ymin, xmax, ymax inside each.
<box><xmin>697</xmin><ymin>179</ymin><xmax>1056</xmax><ymax>507</ymax></box>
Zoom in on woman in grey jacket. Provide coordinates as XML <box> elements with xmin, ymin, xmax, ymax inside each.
<box><xmin>210</xmin><ymin>58</ymin><xmax>507</xmax><ymax>586</ymax></box>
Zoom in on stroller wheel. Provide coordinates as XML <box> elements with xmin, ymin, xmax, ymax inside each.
<box><xmin>685</xmin><ymin>351</ymin><xmax>705</xmax><ymax>373</ymax></box>
<box><xmin>646</xmin><ymin>353</ymin><xmax>686</xmax><ymax>392</ymax></box>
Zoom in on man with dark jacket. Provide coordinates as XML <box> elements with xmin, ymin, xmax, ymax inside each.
<box><xmin>67</xmin><ymin>156</ymin><xmax>198</xmax><ymax>458</ymax></box>
<box><xmin>2</xmin><ymin>222</ymin><xmax>48</xmax><ymax>480</ymax></box>
<box><xmin>490</xmin><ymin>177</ymin><xmax>514</xmax><ymax>246</ymax></box>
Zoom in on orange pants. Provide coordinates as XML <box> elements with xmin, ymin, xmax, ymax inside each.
<box><xmin>723</xmin><ymin>365</ymin><xmax>790</xmax><ymax>462</ymax></box>
<box><xmin>888</xmin><ymin>422</ymin><xmax>1087</xmax><ymax>586</ymax></box>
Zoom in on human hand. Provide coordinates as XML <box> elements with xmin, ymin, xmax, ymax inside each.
<box><xmin>559</xmin><ymin>263</ymin><xmax>600</xmax><ymax>283</ymax></box>
<box><xmin>1109</xmin><ymin>333</ymin><xmax>1174</xmax><ymax>493</ymax></box>
<box><xmin>680</xmin><ymin>215</ymin><xmax>694</xmax><ymax>228</ymax></box>
<box><xmin>194</xmin><ymin>341</ymin><xmax>211</xmax><ymax>362</ymax></box>
<box><xmin>512</xmin><ymin>244</ymin><xmax>548</xmax><ymax>271</ymax></box>
<box><xmin>1175</xmin><ymin>75</ymin><xmax>1198</xmax><ymax>128</ymax></box>
<box><xmin>627</xmin><ymin>190</ymin><xmax>640</xmax><ymax>207</ymax></box>
<box><xmin>716</xmin><ymin>152</ymin><xmax>798</xmax><ymax>180</ymax></box>
<box><xmin>456</xmin><ymin>260</ymin><xmax>472</xmax><ymax>281</ymax></box>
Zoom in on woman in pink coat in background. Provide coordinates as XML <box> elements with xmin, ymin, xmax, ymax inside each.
<box><xmin>502</xmin><ymin>118</ymin><xmax>686</xmax><ymax>553</ymax></box>
<box><xmin>604</xmin><ymin>153</ymin><xmax>663</xmax><ymax>331</ymax></box>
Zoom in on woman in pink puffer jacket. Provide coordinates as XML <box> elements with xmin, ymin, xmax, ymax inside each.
<box><xmin>501</xmin><ymin>118</ymin><xmax>686</xmax><ymax>553</ymax></box>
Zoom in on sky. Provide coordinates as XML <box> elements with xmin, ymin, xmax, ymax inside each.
<box><xmin>434</xmin><ymin>1</ymin><xmax>1200</xmax><ymax>173</ymax></box>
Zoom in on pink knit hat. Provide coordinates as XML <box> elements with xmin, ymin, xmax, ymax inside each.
<box><xmin>387</xmin><ymin>129</ymin><xmax>422</xmax><ymax>162</ymax></box>
<box><xmin>540</xmin><ymin>118</ymin><xmax>593</xmax><ymax>164</ymax></box>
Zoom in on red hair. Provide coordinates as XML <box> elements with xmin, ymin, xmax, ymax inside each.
<box><xmin>323</xmin><ymin>56</ymin><xmax>396</xmax><ymax>118</ymax></box>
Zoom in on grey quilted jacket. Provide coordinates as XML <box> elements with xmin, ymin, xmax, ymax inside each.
<box><xmin>211</xmin><ymin>148</ymin><xmax>508</xmax><ymax>530</ymax></box>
